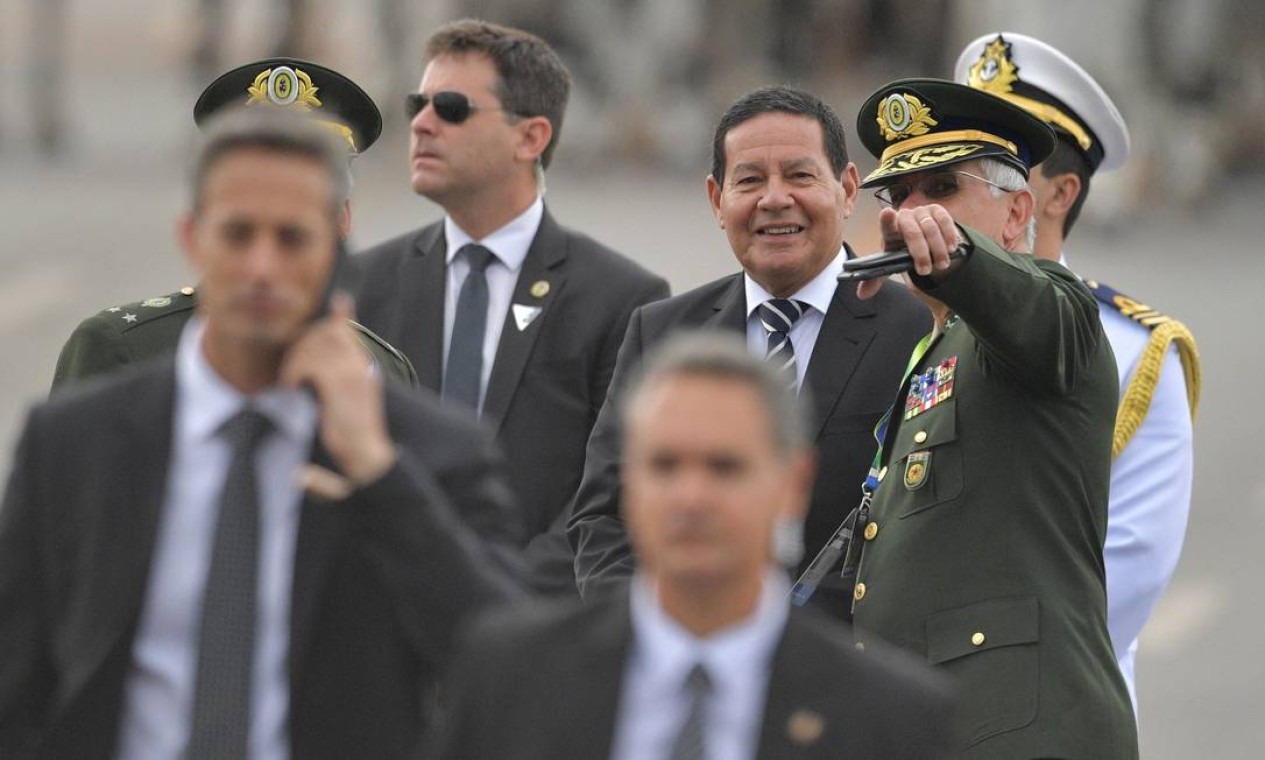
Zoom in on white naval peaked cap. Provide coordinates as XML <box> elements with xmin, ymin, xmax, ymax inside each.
<box><xmin>953</xmin><ymin>32</ymin><xmax>1131</xmax><ymax>173</ymax></box>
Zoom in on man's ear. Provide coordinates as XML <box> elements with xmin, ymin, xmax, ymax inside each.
<box><xmin>1042</xmin><ymin>172</ymin><xmax>1082</xmax><ymax>222</ymax></box>
<box><xmin>838</xmin><ymin>162</ymin><xmax>860</xmax><ymax>218</ymax></box>
<box><xmin>514</xmin><ymin>116</ymin><xmax>554</xmax><ymax>165</ymax></box>
<box><xmin>706</xmin><ymin>174</ymin><xmax>724</xmax><ymax>228</ymax></box>
<box><xmin>338</xmin><ymin>200</ymin><xmax>353</xmax><ymax>238</ymax></box>
<box><xmin>1003</xmin><ymin>188</ymin><xmax>1036</xmax><ymax>251</ymax></box>
<box><xmin>178</xmin><ymin>213</ymin><xmax>200</xmax><ymax>271</ymax></box>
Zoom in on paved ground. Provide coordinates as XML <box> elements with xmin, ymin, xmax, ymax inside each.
<box><xmin>1</xmin><ymin>2</ymin><xmax>1262</xmax><ymax>756</ymax></box>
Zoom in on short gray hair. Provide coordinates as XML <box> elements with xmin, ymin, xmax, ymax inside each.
<box><xmin>979</xmin><ymin>157</ymin><xmax>1037</xmax><ymax>251</ymax></box>
<box><xmin>190</xmin><ymin>105</ymin><xmax>351</xmax><ymax>218</ymax></box>
<box><xmin>623</xmin><ymin>332</ymin><xmax>810</xmax><ymax>455</ymax></box>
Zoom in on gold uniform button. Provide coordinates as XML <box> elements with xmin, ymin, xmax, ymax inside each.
<box><xmin>877</xmin><ymin>466</ymin><xmax>888</xmax><ymax>482</ymax></box>
<box><xmin>913</xmin><ymin>430</ymin><xmax>928</xmax><ymax>444</ymax></box>
<box><xmin>971</xmin><ymin>632</ymin><xmax>986</xmax><ymax>647</ymax></box>
<box><xmin>180</xmin><ymin>286</ymin><xmax>195</xmax><ymax>296</ymax></box>
<box><xmin>853</xmin><ymin>582</ymin><xmax>867</xmax><ymax>601</ymax></box>
<box><xmin>855</xmin><ymin>641</ymin><xmax>866</xmax><ymax>651</ymax></box>
<box><xmin>863</xmin><ymin>522</ymin><xmax>879</xmax><ymax>541</ymax></box>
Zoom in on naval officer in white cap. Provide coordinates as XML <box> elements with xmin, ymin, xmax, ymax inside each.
<box><xmin>956</xmin><ymin>32</ymin><xmax>1201</xmax><ymax>714</ymax></box>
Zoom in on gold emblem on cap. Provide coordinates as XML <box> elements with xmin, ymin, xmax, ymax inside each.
<box><xmin>968</xmin><ymin>37</ymin><xmax>1019</xmax><ymax>95</ymax></box>
<box><xmin>530</xmin><ymin>280</ymin><xmax>550</xmax><ymax>298</ymax></box>
<box><xmin>246</xmin><ymin>66</ymin><xmax>322</xmax><ymax>111</ymax></box>
<box><xmin>787</xmin><ymin>710</ymin><xmax>825</xmax><ymax>746</ymax></box>
<box><xmin>878</xmin><ymin>92</ymin><xmax>938</xmax><ymax>142</ymax></box>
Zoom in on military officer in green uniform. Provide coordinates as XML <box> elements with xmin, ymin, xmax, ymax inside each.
<box><xmin>846</xmin><ymin>79</ymin><xmax>1137</xmax><ymax>758</ymax></box>
<box><xmin>51</xmin><ymin>59</ymin><xmax>417</xmax><ymax>391</ymax></box>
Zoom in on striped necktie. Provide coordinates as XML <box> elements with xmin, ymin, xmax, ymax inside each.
<box><xmin>757</xmin><ymin>298</ymin><xmax>807</xmax><ymax>386</ymax></box>
<box><xmin>668</xmin><ymin>663</ymin><xmax>712</xmax><ymax>760</ymax></box>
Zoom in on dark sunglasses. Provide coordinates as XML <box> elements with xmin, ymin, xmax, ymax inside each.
<box><xmin>405</xmin><ymin>91</ymin><xmax>516</xmax><ymax>125</ymax></box>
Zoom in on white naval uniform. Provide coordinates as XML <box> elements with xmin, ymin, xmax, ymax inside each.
<box><xmin>1068</xmin><ymin>255</ymin><xmax>1195</xmax><ymax>715</ymax></box>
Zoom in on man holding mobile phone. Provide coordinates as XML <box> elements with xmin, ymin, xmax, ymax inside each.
<box><xmin>0</xmin><ymin>107</ymin><xmax>523</xmax><ymax>759</ymax></box>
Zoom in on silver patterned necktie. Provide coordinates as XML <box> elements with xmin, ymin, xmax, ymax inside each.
<box><xmin>668</xmin><ymin>663</ymin><xmax>712</xmax><ymax>760</ymax></box>
<box><xmin>186</xmin><ymin>408</ymin><xmax>273</xmax><ymax>759</ymax></box>
<box><xmin>756</xmin><ymin>298</ymin><xmax>807</xmax><ymax>387</ymax></box>
<box><xmin>444</xmin><ymin>243</ymin><xmax>497</xmax><ymax>412</ymax></box>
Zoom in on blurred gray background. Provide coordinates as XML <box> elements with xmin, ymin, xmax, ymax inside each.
<box><xmin>2</xmin><ymin>1</ymin><xmax>1262</xmax><ymax>756</ymax></box>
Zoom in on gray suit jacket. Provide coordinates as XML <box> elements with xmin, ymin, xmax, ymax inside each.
<box><xmin>353</xmin><ymin>209</ymin><xmax>669</xmax><ymax>594</ymax></box>
<box><xmin>0</xmin><ymin>362</ymin><xmax>523</xmax><ymax>759</ymax></box>
<box><xmin>431</xmin><ymin>592</ymin><xmax>956</xmax><ymax>759</ymax></box>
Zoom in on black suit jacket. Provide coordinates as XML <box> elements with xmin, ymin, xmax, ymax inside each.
<box><xmin>353</xmin><ymin>209</ymin><xmax>669</xmax><ymax>594</ymax></box>
<box><xmin>431</xmin><ymin>592</ymin><xmax>956</xmax><ymax>759</ymax></box>
<box><xmin>567</xmin><ymin>271</ymin><xmax>932</xmax><ymax>617</ymax></box>
<box><xmin>0</xmin><ymin>362</ymin><xmax>523</xmax><ymax>759</ymax></box>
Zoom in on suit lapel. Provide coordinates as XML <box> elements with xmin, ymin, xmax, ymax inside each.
<box><xmin>481</xmin><ymin>210</ymin><xmax>568</xmax><ymax>433</ymax></box>
<box><xmin>756</xmin><ymin>611</ymin><xmax>847</xmax><ymax>757</ymax></box>
<box><xmin>802</xmin><ymin>283</ymin><xmax>878</xmax><ymax>440</ymax></box>
<box><xmin>63</xmin><ymin>368</ymin><xmax>176</xmax><ymax>702</ymax></box>
<box><xmin>707</xmin><ymin>275</ymin><xmax>748</xmax><ymax>332</ymax></box>
<box><xmin>288</xmin><ymin>441</ymin><xmax>354</xmax><ymax>672</ymax></box>
<box><xmin>397</xmin><ymin>224</ymin><xmax>448</xmax><ymax>392</ymax></box>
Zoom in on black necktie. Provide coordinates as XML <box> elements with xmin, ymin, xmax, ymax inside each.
<box><xmin>668</xmin><ymin>663</ymin><xmax>712</xmax><ymax>760</ymax></box>
<box><xmin>186</xmin><ymin>408</ymin><xmax>273</xmax><ymax>759</ymax></box>
<box><xmin>757</xmin><ymin>298</ymin><xmax>807</xmax><ymax>386</ymax></box>
<box><xmin>444</xmin><ymin>244</ymin><xmax>496</xmax><ymax>411</ymax></box>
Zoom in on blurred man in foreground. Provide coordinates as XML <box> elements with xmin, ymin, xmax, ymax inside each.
<box><xmin>436</xmin><ymin>333</ymin><xmax>954</xmax><ymax>759</ymax></box>
<box><xmin>847</xmin><ymin>78</ymin><xmax>1137</xmax><ymax>757</ymax></box>
<box><xmin>0</xmin><ymin>108</ymin><xmax>521</xmax><ymax>759</ymax></box>
<box><xmin>957</xmin><ymin>33</ymin><xmax>1201</xmax><ymax>711</ymax></box>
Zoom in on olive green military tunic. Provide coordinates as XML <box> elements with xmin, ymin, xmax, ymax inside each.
<box><xmin>850</xmin><ymin>228</ymin><xmax>1137</xmax><ymax>759</ymax></box>
<box><xmin>51</xmin><ymin>287</ymin><xmax>418</xmax><ymax>392</ymax></box>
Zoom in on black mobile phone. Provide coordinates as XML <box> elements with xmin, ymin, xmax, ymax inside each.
<box><xmin>838</xmin><ymin>244</ymin><xmax>971</xmax><ymax>282</ymax></box>
<box><xmin>310</xmin><ymin>236</ymin><xmax>350</xmax><ymax>322</ymax></box>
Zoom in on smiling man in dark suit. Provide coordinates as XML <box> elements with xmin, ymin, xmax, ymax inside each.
<box><xmin>434</xmin><ymin>334</ymin><xmax>954</xmax><ymax>759</ymax></box>
<box><xmin>353</xmin><ymin>20</ymin><xmax>668</xmax><ymax>595</ymax></box>
<box><xmin>0</xmin><ymin>108</ymin><xmax>522</xmax><ymax>759</ymax></box>
<box><xmin>568</xmin><ymin>86</ymin><xmax>932</xmax><ymax>617</ymax></box>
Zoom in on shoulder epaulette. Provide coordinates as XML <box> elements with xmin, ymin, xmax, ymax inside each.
<box><xmin>1084</xmin><ymin>279</ymin><xmax>1201</xmax><ymax>456</ymax></box>
<box><xmin>99</xmin><ymin>286</ymin><xmax>197</xmax><ymax>332</ymax></box>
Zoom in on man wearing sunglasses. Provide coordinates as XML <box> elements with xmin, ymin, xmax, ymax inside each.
<box><xmin>956</xmin><ymin>33</ymin><xmax>1200</xmax><ymax>716</ymax></box>
<box><xmin>353</xmin><ymin>20</ymin><xmax>669</xmax><ymax>596</ymax></box>
<box><xmin>846</xmin><ymin>78</ymin><xmax>1138</xmax><ymax>758</ymax></box>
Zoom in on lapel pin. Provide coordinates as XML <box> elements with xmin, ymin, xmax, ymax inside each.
<box><xmin>530</xmin><ymin>280</ymin><xmax>550</xmax><ymax>298</ymax></box>
<box><xmin>512</xmin><ymin>304</ymin><xmax>543</xmax><ymax>331</ymax></box>
<box><xmin>787</xmin><ymin>709</ymin><xmax>825</xmax><ymax>746</ymax></box>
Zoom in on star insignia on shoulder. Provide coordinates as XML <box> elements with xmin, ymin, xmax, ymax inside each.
<box><xmin>122</xmin><ymin>313</ymin><xmax>138</xmax><ymax>323</ymax></box>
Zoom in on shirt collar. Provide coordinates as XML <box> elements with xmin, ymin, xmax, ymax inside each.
<box><xmin>744</xmin><ymin>246</ymin><xmax>846</xmax><ymax>319</ymax></box>
<box><xmin>175</xmin><ymin>316</ymin><xmax>317</xmax><ymax>445</ymax></box>
<box><xmin>628</xmin><ymin>570</ymin><xmax>790</xmax><ymax>692</ymax></box>
<box><xmin>443</xmin><ymin>196</ymin><xmax>544</xmax><ymax>274</ymax></box>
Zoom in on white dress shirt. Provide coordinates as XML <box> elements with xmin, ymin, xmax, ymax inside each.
<box><xmin>117</xmin><ymin>317</ymin><xmax>317</xmax><ymax>760</ymax></box>
<box><xmin>1063</xmin><ymin>254</ymin><xmax>1194</xmax><ymax>714</ymax></box>
<box><xmin>744</xmin><ymin>248</ymin><xmax>846</xmax><ymax>390</ymax></box>
<box><xmin>609</xmin><ymin>572</ymin><xmax>790</xmax><ymax>760</ymax></box>
<box><xmin>442</xmin><ymin>196</ymin><xmax>544</xmax><ymax>414</ymax></box>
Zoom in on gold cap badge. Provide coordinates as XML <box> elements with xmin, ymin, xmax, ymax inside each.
<box><xmin>968</xmin><ymin>38</ymin><xmax>1020</xmax><ymax>95</ymax></box>
<box><xmin>878</xmin><ymin>92</ymin><xmax>938</xmax><ymax>142</ymax></box>
<box><xmin>246</xmin><ymin>66</ymin><xmax>322</xmax><ymax>110</ymax></box>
